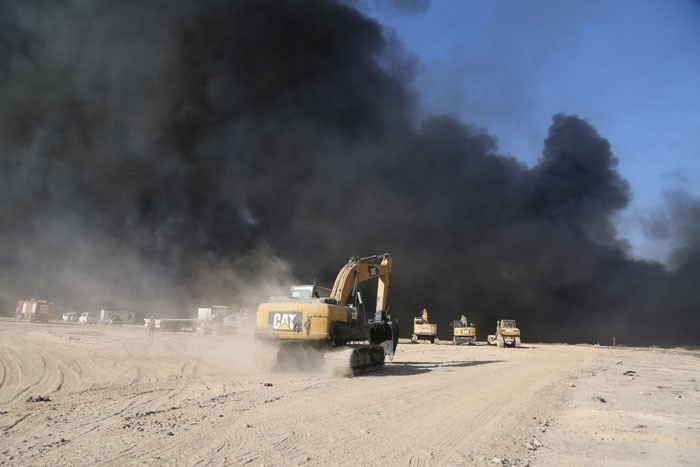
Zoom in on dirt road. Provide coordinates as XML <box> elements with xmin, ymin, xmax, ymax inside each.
<box><xmin>1</xmin><ymin>320</ymin><xmax>698</xmax><ymax>466</ymax></box>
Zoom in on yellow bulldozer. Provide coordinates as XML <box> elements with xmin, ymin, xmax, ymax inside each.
<box><xmin>487</xmin><ymin>319</ymin><xmax>521</xmax><ymax>348</ymax></box>
<box><xmin>255</xmin><ymin>253</ymin><xmax>399</xmax><ymax>373</ymax></box>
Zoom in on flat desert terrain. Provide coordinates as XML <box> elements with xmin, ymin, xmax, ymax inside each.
<box><xmin>1</xmin><ymin>319</ymin><xmax>698</xmax><ymax>466</ymax></box>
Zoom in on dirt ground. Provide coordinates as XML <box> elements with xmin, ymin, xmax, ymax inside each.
<box><xmin>1</xmin><ymin>319</ymin><xmax>698</xmax><ymax>466</ymax></box>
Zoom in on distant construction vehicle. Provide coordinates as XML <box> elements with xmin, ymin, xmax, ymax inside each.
<box><xmin>412</xmin><ymin>308</ymin><xmax>437</xmax><ymax>343</ymax></box>
<box><xmin>197</xmin><ymin>305</ymin><xmax>230</xmax><ymax>335</ymax></box>
<box><xmin>452</xmin><ymin>315</ymin><xmax>476</xmax><ymax>345</ymax></box>
<box><xmin>487</xmin><ymin>319</ymin><xmax>521</xmax><ymax>348</ymax></box>
<box><xmin>197</xmin><ymin>306</ymin><xmax>252</xmax><ymax>335</ymax></box>
<box><xmin>255</xmin><ymin>253</ymin><xmax>399</xmax><ymax>373</ymax></box>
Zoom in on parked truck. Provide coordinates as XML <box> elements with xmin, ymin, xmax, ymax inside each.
<box><xmin>15</xmin><ymin>299</ymin><xmax>54</xmax><ymax>322</ymax></box>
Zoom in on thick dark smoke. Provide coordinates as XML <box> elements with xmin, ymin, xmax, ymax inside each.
<box><xmin>1</xmin><ymin>0</ymin><xmax>698</xmax><ymax>345</ymax></box>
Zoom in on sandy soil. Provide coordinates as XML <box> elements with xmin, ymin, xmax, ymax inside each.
<box><xmin>0</xmin><ymin>319</ymin><xmax>698</xmax><ymax>466</ymax></box>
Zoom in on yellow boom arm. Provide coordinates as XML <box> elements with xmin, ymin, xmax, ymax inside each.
<box><xmin>330</xmin><ymin>253</ymin><xmax>392</xmax><ymax>320</ymax></box>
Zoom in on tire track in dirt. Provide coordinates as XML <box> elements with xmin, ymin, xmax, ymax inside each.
<box><xmin>229</xmin><ymin>377</ymin><xmax>367</xmax><ymax>465</ymax></box>
<box><xmin>229</xmin><ymin>349</ymin><xmax>580</xmax><ymax>466</ymax></box>
<box><xmin>102</xmin><ymin>372</ymin><xmax>310</xmax><ymax>465</ymax></box>
<box><xmin>87</xmin><ymin>335</ymin><xmax>260</xmax><ymax>464</ymax></box>
<box><xmin>0</xmin><ymin>353</ymin><xmax>7</xmax><ymax>391</ymax></box>
<box><xmin>1</xmin><ymin>331</ymin><xmax>45</xmax><ymax>404</ymax></box>
<box><xmin>263</xmin><ymin>365</ymin><xmax>480</xmax><ymax>464</ymax></box>
<box><xmin>62</xmin><ymin>349</ymin><xmax>215</xmax><ymax>437</ymax></box>
<box><xmin>415</xmin><ymin>365</ymin><xmax>525</xmax><ymax>462</ymax></box>
<box><xmin>0</xmin><ymin>331</ymin><xmax>23</xmax><ymax>404</ymax></box>
<box><xmin>0</xmin><ymin>351</ymin><xmax>26</xmax><ymax>404</ymax></box>
<box><xmin>32</xmin><ymin>347</ymin><xmax>64</xmax><ymax>394</ymax></box>
<box><xmin>100</xmin><ymin>382</ymin><xmax>251</xmax><ymax>464</ymax></box>
<box><xmin>3</xmin><ymin>327</ymin><xmax>215</xmax><ymax>446</ymax></box>
<box><xmin>13</xmin><ymin>329</ymin><xmax>80</xmax><ymax>399</ymax></box>
<box><xmin>377</xmin><ymin>352</ymin><xmax>573</xmax><ymax>465</ymax></box>
<box><xmin>2</xmin><ymin>414</ymin><xmax>30</xmax><ymax>433</ymax></box>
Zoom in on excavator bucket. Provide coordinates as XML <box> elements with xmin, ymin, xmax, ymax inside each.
<box><xmin>369</xmin><ymin>320</ymin><xmax>399</xmax><ymax>360</ymax></box>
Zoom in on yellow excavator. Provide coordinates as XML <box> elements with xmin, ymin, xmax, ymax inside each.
<box><xmin>452</xmin><ymin>315</ymin><xmax>477</xmax><ymax>345</ymax></box>
<box><xmin>255</xmin><ymin>253</ymin><xmax>399</xmax><ymax>373</ymax></box>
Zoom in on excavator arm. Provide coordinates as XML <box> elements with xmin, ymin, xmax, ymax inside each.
<box><xmin>329</xmin><ymin>253</ymin><xmax>398</xmax><ymax>357</ymax></box>
<box><xmin>330</xmin><ymin>253</ymin><xmax>392</xmax><ymax>321</ymax></box>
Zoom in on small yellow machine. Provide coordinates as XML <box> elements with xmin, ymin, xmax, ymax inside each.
<box><xmin>255</xmin><ymin>254</ymin><xmax>399</xmax><ymax>371</ymax></box>
<box><xmin>487</xmin><ymin>319</ymin><xmax>521</xmax><ymax>347</ymax></box>
<box><xmin>411</xmin><ymin>308</ymin><xmax>437</xmax><ymax>343</ymax></box>
<box><xmin>452</xmin><ymin>315</ymin><xmax>476</xmax><ymax>345</ymax></box>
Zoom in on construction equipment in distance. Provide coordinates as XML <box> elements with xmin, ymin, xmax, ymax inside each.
<box><xmin>487</xmin><ymin>319</ymin><xmax>521</xmax><ymax>348</ymax></box>
<box><xmin>255</xmin><ymin>253</ymin><xmax>399</xmax><ymax>373</ymax></box>
<box><xmin>197</xmin><ymin>307</ymin><xmax>253</xmax><ymax>335</ymax></box>
<box><xmin>452</xmin><ymin>315</ymin><xmax>476</xmax><ymax>345</ymax></box>
<box><xmin>412</xmin><ymin>308</ymin><xmax>437</xmax><ymax>343</ymax></box>
<box><xmin>197</xmin><ymin>306</ymin><xmax>232</xmax><ymax>335</ymax></box>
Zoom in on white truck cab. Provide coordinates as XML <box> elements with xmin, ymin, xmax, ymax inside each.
<box><xmin>79</xmin><ymin>312</ymin><xmax>99</xmax><ymax>324</ymax></box>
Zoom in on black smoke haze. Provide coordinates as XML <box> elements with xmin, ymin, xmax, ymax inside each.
<box><xmin>1</xmin><ymin>0</ymin><xmax>698</xmax><ymax>345</ymax></box>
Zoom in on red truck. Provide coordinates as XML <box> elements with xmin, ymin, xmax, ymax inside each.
<box><xmin>15</xmin><ymin>299</ymin><xmax>55</xmax><ymax>322</ymax></box>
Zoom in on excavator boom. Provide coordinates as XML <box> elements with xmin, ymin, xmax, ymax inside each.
<box><xmin>331</xmin><ymin>253</ymin><xmax>391</xmax><ymax>321</ymax></box>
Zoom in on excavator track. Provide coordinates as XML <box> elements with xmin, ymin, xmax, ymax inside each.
<box><xmin>258</xmin><ymin>342</ymin><xmax>389</xmax><ymax>376</ymax></box>
<box><xmin>324</xmin><ymin>344</ymin><xmax>387</xmax><ymax>376</ymax></box>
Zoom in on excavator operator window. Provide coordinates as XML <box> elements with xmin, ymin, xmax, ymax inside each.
<box><xmin>290</xmin><ymin>286</ymin><xmax>313</xmax><ymax>299</ymax></box>
<box><xmin>290</xmin><ymin>285</ymin><xmax>330</xmax><ymax>300</ymax></box>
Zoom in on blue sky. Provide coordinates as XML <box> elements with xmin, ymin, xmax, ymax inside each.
<box><xmin>363</xmin><ymin>0</ymin><xmax>700</xmax><ymax>262</ymax></box>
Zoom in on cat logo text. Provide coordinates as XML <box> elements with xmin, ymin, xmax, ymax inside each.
<box><xmin>269</xmin><ymin>312</ymin><xmax>303</xmax><ymax>332</ymax></box>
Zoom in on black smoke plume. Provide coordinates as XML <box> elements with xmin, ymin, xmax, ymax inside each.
<box><xmin>1</xmin><ymin>0</ymin><xmax>698</xmax><ymax>345</ymax></box>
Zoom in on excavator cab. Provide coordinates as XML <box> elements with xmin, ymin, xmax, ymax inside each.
<box><xmin>290</xmin><ymin>285</ymin><xmax>331</xmax><ymax>300</ymax></box>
